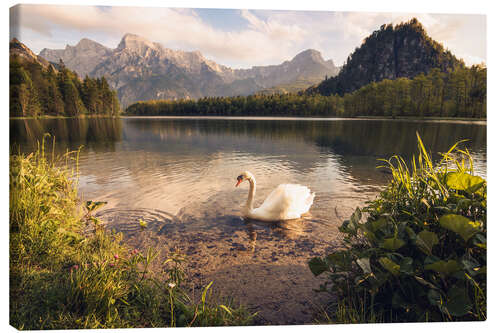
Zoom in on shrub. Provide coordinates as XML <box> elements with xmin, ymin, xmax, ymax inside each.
<box><xmin>309</xmin><ymin>133</ymin><xmax>486</xmax><ymax>323</ymax></box>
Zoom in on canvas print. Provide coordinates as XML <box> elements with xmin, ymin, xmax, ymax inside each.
<box><xmin>9</xmin><ymin>3</ymin><xmax>486</xmax><ymax>329</ymax></box>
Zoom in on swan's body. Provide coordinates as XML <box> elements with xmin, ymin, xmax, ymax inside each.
<box><xmin>236</xmin><ymin>171</ymin><xmax>315</xmax><ymax>221</ymax></box>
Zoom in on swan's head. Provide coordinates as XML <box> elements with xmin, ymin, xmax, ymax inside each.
<box><xmin>235</xmin><ymin>171</ymin><xmax>253</xmax><ymax>187</ymax></box>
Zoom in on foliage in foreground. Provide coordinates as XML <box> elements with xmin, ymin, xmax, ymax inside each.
<box><xmin>10</xmin><ymin>141</ymin><xmax>254</xmax><ymax>329</ymax></box>
<box><xmin>309</xmin><ymin>133</ymin><xmax>486</xmax><ymax>323</ymax></box>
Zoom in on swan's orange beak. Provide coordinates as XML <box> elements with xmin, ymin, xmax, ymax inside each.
<box><xmin>235</xmin><ymin>179</ymin><xmax>243</xmax><ymax>187</ymax></box>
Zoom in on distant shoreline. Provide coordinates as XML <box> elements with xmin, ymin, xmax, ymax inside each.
<box><xmin>10</xmin><ymin>114</ymin><xmax>487</xmax><ymax>124</ymax></box>
<box><xmin>122</xmin><ymin>115</ymin><xmax>487</xmax><ymax>125</ymax></box>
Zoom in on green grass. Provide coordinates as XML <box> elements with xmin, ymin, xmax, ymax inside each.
<box><xmin>10</xmin><ymin>138</ymin><xmax>255</xmax><ymax>329</ymax></box>
<box><xmin>309</xmin><ymin>132</ymin><xmax>486</xmax><ymax>323</ymax></box>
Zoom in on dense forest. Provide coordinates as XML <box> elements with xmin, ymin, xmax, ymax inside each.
<box><xmin>307</xmin><ymin>18</ymin><xmax>464</xmax><ymax>96</ymax></box>
<box><xmin>10</xmin><ymin>55</ymin><xmax>121</xmax><ymax>117</ymax></box>
<box><xmin>126</xmin><ymin>65</ymin><xmax>486</xmax><ymax>118</ymax></box>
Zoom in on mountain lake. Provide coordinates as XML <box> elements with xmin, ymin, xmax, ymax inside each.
<box><xmin>10</xmin><ymin>116</ymin><xmax>486</xmax><ymax>324</ymax></box>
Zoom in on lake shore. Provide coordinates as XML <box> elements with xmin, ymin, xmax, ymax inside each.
<box><xmin>118</xmin><ymin>115</ymin><xmax>486</xmax><ymax>124</ymax></box>
<box><xmin>10</xmin><ymin>114</ymin><xmax>486</xmax><ymax>123</ymax></box>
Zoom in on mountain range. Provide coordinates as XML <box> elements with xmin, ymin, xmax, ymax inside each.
<box><xmin>39</xmin><ymin>34</ymin><xmax>339</xmax><ymax>106</ymax></box>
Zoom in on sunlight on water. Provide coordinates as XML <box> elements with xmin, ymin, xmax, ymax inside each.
<box><xmin>11</xmin><ymin>117</ymin><xmax>486</xmax><ymax>237</ymax></box>
<box><xmin>11</xmin><ymin>116</ymin><xmax>487</xmax><ymax>324</ymax></box>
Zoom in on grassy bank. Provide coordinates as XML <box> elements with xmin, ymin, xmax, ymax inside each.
<box><xmin>309</xmin><ymin>133</ymin><xmax>486</xmax><ymax>323</ymax></box>
<box><xmin>9</xmin><ymin>142</ymin><xmax>254</xmax><ymax>329</ymax></box>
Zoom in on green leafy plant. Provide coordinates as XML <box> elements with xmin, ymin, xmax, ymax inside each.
<box><xmin>309</xmin><ymin>133</ymin><xmax>486</xmax><ymax>323</ymax></box>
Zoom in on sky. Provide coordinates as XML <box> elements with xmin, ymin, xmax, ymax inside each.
<box><xmin>10</xmin><ymin>4</ymin><xmax>486</xmax><ymax>69</ymax></box>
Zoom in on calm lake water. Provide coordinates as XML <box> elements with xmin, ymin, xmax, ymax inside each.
<box><xmin>10</xmin><ymin>116</ymin><xmax>487</xmax><ymax>324</ymax></box>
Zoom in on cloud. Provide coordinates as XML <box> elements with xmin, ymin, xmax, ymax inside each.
<box><xmin>10</xmin><ymin>4</ymin><xmax>485</xmax><ymax>68</ymax></box>
<box><xmin>11</xmin><ymin>4</ymin><xmax>310</xmax><ymax>67</ymax></box>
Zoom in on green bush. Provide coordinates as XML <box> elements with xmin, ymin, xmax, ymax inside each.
<box><xmin>309</xmin><ymin>133</ymin><xmax>486</xmax><ymax>323</ymax></box>
<box><xmin>10</xmin><ymin>139</ymin><xmax>255</xmax><ymax>329</ymax></box>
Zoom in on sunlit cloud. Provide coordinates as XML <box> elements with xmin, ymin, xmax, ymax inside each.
<box><xmin>10</xmin><ymin>4</ymin><xmax>485</xmax><ymax>68</ymax></box>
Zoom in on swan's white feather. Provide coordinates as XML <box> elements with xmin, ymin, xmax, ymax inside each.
<box><xmin>249</xmin><ymin>183</ymin><xmax>315</xmax><ymax>221</ymax></box>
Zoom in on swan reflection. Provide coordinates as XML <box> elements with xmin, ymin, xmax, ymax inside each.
<box><xmin>243</xmin><ymin>217</ymin><xmax>306</xmax><ymax>251</ymax></box>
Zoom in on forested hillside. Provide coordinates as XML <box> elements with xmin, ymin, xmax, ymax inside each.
<box><xmin>307</xmin><ymin>18</ymin><xmax>464</xmax><ymax>96</ymax></box>
<box><xmin>10</xmin><ymin>39</ymin><xmax>121</xmax><ymax>117</ymax></box>
<box><xmin>126</xmin><ymin>65</ymin><xmax>486</xmax><ymax>118</ymax></box>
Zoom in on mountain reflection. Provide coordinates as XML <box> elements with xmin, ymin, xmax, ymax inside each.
<box><xmin>10</xmin><ymin>117</ymin><xmax>123</xmax><ymax>152</ymax></box>
<box><xmin>11</xmin><ymin>117</ymin><xmax>486</xmax><ymax>188</ymax></box>
<box><xmin>122</xmin><ymin>117</ymin><xmax>486</xmax><ymax>157</ymax></box>
<box><xmin>10</xmin><ymin>117</ymin><xmax>486</xmax><ymax>240</ymax></box>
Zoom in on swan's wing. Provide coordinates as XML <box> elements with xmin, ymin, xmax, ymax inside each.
<box><xmin>254</xmin><ymin>184</ymin><xmax>315</xmax><ymax>220</ymax></box>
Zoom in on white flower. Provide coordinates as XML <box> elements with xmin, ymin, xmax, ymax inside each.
<box><xmin>168</xmin><ymin>282</ymin><xmax>176</xmax><ymax>288</ymax></box>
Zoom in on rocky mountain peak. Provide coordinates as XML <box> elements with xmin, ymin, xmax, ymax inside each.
<box><xmin>35</xmin><ymin>34</ymin><xmax>340</xmax><ymax>105</ymax></box>
<box><xmin>117</xmin><ymin>33</ymin><xmax>158</xmax><ymax>53</ymax></box>
<box><xmin>293</xmin><ymin>49</ymin><xmax>321</xmax><ymax>61</ymax></box>
<box><xmin>290</xmin><ymin>49</ymin><xmax>335</xmax><ymax>69</ymax></box>
<box><xmin>74</xmin><ymin>38</ymin><xmax>108</xmax><ymax>51</ymax></box>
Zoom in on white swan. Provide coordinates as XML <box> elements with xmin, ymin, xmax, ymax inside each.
<box><xmin>235</xmin><ymin>171</ymin><xmax>315</xmax><ymax>221</ymax></box>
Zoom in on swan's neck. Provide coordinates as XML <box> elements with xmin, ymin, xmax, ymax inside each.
<box><xmin>246</xmin><ymin>176</ymin><xmax>256</xmax><ymax>212</ymax></box>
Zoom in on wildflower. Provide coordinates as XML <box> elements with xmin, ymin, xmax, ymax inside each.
<box><xmin>114</xmin><ymin>254</ymin><xmax>119</xmax><ymax>260</ymax></box>
<box><xmin>109</xmin><ymin>263</ymin><xmax>115</xmax><ymax>267</ymax></box>
<box><xmin>70</xmin><ymin>264</ymin><xmax>79</xmax><ymax>271</ymax></box>
<box><xmin>168</xmin><ymin>282</ymin><xmax>176</xmax><ymax>288</ymax></box>
<box><xmin>131</xmin><ymin>249</ymin><xmax>139</xmax><ymax>256</ymax></box>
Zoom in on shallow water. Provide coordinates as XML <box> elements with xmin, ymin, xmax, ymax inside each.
<box><xmin>10</xmin><ymin>117</ymin><xmax>486</xmax><ymax>324</ymax></box>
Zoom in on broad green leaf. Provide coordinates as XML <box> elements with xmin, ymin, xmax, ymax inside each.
<box><xmin>325</xmin><ymin>252</ymin><xmax>352</xmax><ymax>271</ymax></box>
<box><xmin>379</xmin><ymin>257</ymin><xmax>400</xmax><ymax>276</ymax></box>
<box><xmin>425</xmin><ymin>260</ymin><xmax>461</xmax><ymax>276</ymax></box>
<box><xmin>339</xmin><ymin>220</ymin><xmax>357</xmax><ymax>236</ymax></box>
<box><xmin>446</xmin><ymin>284</ymin><xmax>472</xmax><ymax>317</ymax></box>
<box><xmin>446</xmin><ymin>172</ymin><xmax>485</xmax><ymax>194</ymax></box>
<box><xmin>351</xmin><ymin>207</ymin><xmax>362</xmax><ymax>224</ymax></box>
<box><xmin>405</xmin><ymin>226</ymin><xmax>417</xmax><ymax>240</ymax></box>
<box><xmin>399</xmin><ymin>257</ymin><xmax>414</xmax><ymax>274</ymax></box>
<box><xmin>308</xmin><ymin>257</ymin><xmax>329</xmax><ymax>276</ymax></box>
<box><xmin>366</xmin><ymin>217</ymin><xmax>388</xmax><ymax>232</ymax></box>
<box><xmin>415</xmin><ymin>230</ymin><xmax>438</xmax><ymax>255</ymax></box>
<box><xmin>439</xmin><ymin>214</ymin><xmax>481</xmax><ymax>241</ymax></box>
<box><xmin>340</xmin><ymin>209</ymin><xmax>362</xmax><ymax>236</ymax></box>
<box><xmin>381</xmin><ymin>237</ymin><xmax>405</xmax><ymax>251</ymax></box>
<box><xmin>362</xmin><ymin>228</ymin><xmax>378</xmax><ymax>243</ymax></box>
<box><xmin>356</xmin><ymin>258</ymin><xmax>372</xmax><ymax>274</ymax></box>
